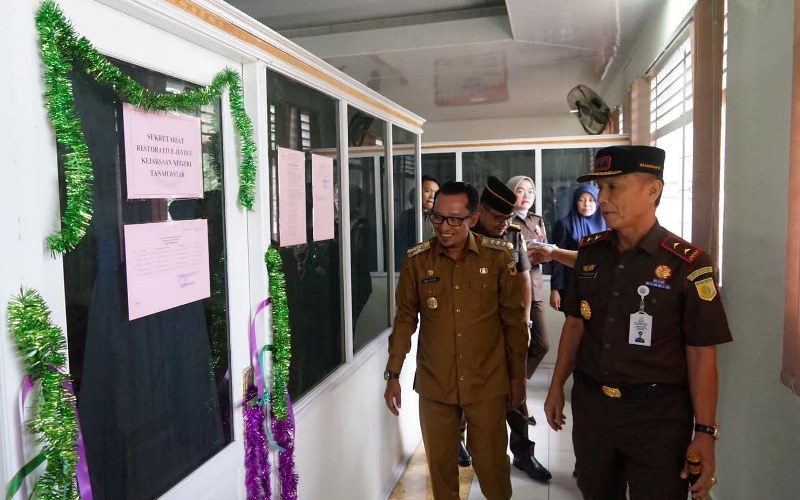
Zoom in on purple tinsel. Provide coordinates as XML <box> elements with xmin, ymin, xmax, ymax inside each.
<box><xmin>244</xmin><ymin>386</ymin><xmax>271</xmax><ymax>500</ymax></box>
<box><xmin>271</xmin><ymin>390</ymin><xmax>298</xmax><ymax>500</ymax></box>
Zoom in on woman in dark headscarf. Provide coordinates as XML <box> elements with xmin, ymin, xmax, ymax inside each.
<box><xmin>549</xmin><ymin>184</ymin><xmax>606</xmax><ymax>314</ymax></box>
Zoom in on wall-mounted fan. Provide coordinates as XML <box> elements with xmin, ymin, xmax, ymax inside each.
<box><xmin>567</xmin><ymin>84</ymin><xmax>611</xmax><ymax>135</ymax></box>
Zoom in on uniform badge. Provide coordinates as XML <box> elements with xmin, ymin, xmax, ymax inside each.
<box><xmin>479</xmin><ymin>267</ymin><xmax>488</xmax><ymax>274</ymax></box>
<box><xmin>426</xmin><ymin>297</ymin><xmax>439</xmax><ymax>309</ymax></box>
<box><xmin>580</xmin><ymin>300</ymin><xmax>592</xmax><ymax>320</ymax></box>
<box><xmin>687</xmin><ymin>266</ymin><xmax>713</xmax><ymax>281</ymax></box>
<box><xmin>426</xmin><ymin>269</ymin><xmax>434</xmax><ymax>276</ymax></box>
<box><xmin>694</xmin><ymin>277</ymin><xmax>717</xmax><ymax>301</ymax></box>
<box><xmin>507</xmin><ymin>261</ymin><xmax>517</xmax><ymax>276</ymax></box>
<box><xmin>654</xmin><ymin>265</ymin><xmax>672</xmax><ymax>280</ymax></box>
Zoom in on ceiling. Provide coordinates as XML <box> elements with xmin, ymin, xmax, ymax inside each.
<box><xmin>223</xmin><ymin>0</ymin><xmax>661</xmax><ymax>124</ymax></box>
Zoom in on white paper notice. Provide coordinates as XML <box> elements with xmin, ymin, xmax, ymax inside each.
<box><xmin>311</xmin><ymin>154</ymin><xmax>335</xmax><ymax>241</ymax></box>
<box><xmin>277</xmin><ymin>147</ymin><xmax>307</xmax><ymax>246</ymax></box>
<box><xmin>124</xmin><ymin>219</ymin><xmax>211</xmax><ymax>321</ymax></box>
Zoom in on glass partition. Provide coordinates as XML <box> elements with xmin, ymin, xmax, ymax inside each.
<box><xmin>267</xmin><ymin>70</ymin><xmax>343</xmax><ymax>397</ymax></box>
<box><xmin>392</xmin><ymin>125</ymin><xmax>419</xmax><ymax>271</ymax></box>
<box><xmin>540</xmin><ymin>148</ymin><xmax>599</xmax><ymax>237</ymax></box>
<box><xmin>348</xmin><ymin>107</ymin><xmax>389</xmax><ymax>352</ymax></box>
<box><xmin>462</xmin><ymin>150</ymin><xmax>536</xmax><ymax>203</ymax></box>
<box><xmin>61</xmin><ymin>59</ymin><xmax>231</xmax><ymax>499</ymax></box>
<box><xmin>422</xmin><ymin>152</ymin><xmax>457</xmax><ymax>185</ymax></box>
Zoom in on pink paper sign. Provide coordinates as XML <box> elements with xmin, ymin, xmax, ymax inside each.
<box><xmin>123</xmin><ymin>102</ymin><xmax>204</xmax><ymax>199</ymax></box>
<box><xmin>312</xmin><ymin>154</ymin><xmax>335</xmax><ymax>241</ymax></box>
<box><xmin>277</xmin><ymin>147</ymin><xmax>307</xmax><ymax>247</ymax></box>
<box><xmin>123</xmin><ymin>219</ymin><xmax>211</xmax><ymax>321</ymax></box>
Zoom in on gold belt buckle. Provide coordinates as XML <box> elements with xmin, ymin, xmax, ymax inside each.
<box><xmin>602</xmin><ymin>385</ymin><xmax>622</xmax><ymax>398</ymax></box>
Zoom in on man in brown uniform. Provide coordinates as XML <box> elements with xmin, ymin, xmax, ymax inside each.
<box><xmin>384</xmin><ymin>181</ymin><xmax>528</xmax><ymax>500</ymax></box>
<box><xmin>469</xmin><ymin>176</ymin><xmax>551</xmax><ymax>481</ymax></box>
<box><xmin>544</xmin><ymin>146</ymin><xmax>732</xmax><ymax>500</ymax></box>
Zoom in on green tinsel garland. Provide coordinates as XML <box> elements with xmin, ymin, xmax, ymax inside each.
<box><xmin>7</xmin><ymin>289</ymin><xmax>79</xmax><ymax>499</ymax></box>
<box><xmin>265</xmin><ymin>248</ymin><xmax>291</xmax><ymax>420</ymax></box>
<box><xmin>36</xmin><ymin>0</ymin><xmax>258</xmax><ymax>254</ymax></box>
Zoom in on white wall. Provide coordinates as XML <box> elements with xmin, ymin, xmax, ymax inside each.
<box><xmin>293</xmin><ymin>332</ymin><xmax>421</xmax><ymax>500</ymax></box>
<box><xmin>422</xmin><ymin>114</ymin><xmax>585</xmax><ymax>143</ymax></box>
<box><xmin>716</xmin><ymin>1</ymin><xmax>800</xmax><ymax>498</ymax></box>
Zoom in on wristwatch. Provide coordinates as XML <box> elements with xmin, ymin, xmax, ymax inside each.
<box><xmin>694</xmin><ymin>423</ymin><xmax>720</xmax><ymax>439</ymax></box>
<box><xmin>383</xmin><ymin>370</ymin><xmax>400</xmax><ymax>381</ymax></box>
<box><xmin>526</xmin><ymin>320</ymin><xmax>534</xmax><ymax>329</ymax></box>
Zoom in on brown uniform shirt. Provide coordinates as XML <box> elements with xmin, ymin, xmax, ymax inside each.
<box><xmin>387</xmin><ymin>232</ymin><xmax>528</xmax><ymax>405</ymax></box>
<box><xmin>512</xmin><ymin>212</ymin><xmax>547</xmax><ymax>302</ymax></box>
<box><xmin>472</xmin><ymin>221</ymin><xmax>532</xmax><ymax>274</ymax></box>
<box><xmin>563</xmin><ymin>222</ymin><xmax>732</xmax><ymax>386</ymax></box>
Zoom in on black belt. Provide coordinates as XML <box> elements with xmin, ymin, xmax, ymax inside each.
<box><xmin>573</xmin><ymin>369</ymin><xmax>686</xmax><ymax>400</ymax></box>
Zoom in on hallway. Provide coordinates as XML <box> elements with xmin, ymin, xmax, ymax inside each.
<box><xmin>389</xmin><ymin>367</ymin><xmax>582</xmax><ymax>499</ymax></box>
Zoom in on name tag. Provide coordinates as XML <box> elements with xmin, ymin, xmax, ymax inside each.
<box><xmin>629</xmin><ymin>312</ymin><xmax>653</xmax><ymax>346</ymax></box>
<box><xmin>422</xmin><ymin>277</ymin><xmax>440</xmax><ymax>284</ymax></box>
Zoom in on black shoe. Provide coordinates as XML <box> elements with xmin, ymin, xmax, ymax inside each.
<box><xmin>513</xmin><ymin>456</ymin><xmax>552</xmax><ymax>482</ymax></box>
<box><xmin>527</xmin><ymin>415</ymin><xmax>536</xmax><ymax>426</ymax></box>
<box><xmin>458</xmin><ymin>442</ymin><xmax>471</xmax><ymax>467</ymax></box>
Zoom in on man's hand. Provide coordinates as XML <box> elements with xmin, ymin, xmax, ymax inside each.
<box><xmin>527</xmin><ymin>243</ymin><xmax>554</xmax><ymax>265</ymax></box>
<box><xmin>544</xmin><ymin>386</ymin><xmax>566</xmax><ymax>431</ymax></box>
<box><xmin>384</xmin><ymin>379</ymin><xmax>402</xmax><ymax>416</ymax></box>
<box><xmin>681</xmin><ymin>434</ymin><xmax>716</xmax><ymax>499</ymax></box>
<box><xmin>508</xmin><ymin>378</ymin><xmax>526</xmax><ymax>410</ymax></box>
<box><xmin>550</xmin><ymin>290</ymin><xmax>561</xmax><ymax>311</ymax></box>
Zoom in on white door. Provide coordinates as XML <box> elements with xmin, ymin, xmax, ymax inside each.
<box><xmin>0</xmin><ymin>1</ymin><xmax>257</xmax><ymax>498</ymax></box>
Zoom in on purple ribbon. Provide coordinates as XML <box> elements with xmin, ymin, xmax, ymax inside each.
<box><xmin>63</xmin><ymin>380</ymin><xmax>93</xmax><ymax>500</ymax></box>
<box><xmin>17</xmin><ymin>374</ymin><xmax>92</xmax><ymax>499</ymax></box>
<box><xmin>249</xmin><ymin>298</ymin><xmax>272</xmax><ymax>400</ymax></box>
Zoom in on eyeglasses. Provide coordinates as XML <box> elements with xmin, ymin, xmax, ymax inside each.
<box><xmin>484</xmin><ymin>208</ymin><xmax>514</xmax><ymax>224</ymax></box>
<box><xmin>429</xmin><ymin>212</ymin><xmax>475</xmax><ymax>227</ymax></box>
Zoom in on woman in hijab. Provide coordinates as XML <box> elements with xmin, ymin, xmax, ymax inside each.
<box><xmin>506</xmin><ymin>175</ymin><xmax>549</xmax><ymax>422</ymax></box>
<box><xmin>549</xmin><ymin>184</ymin><xmax>606</xmax><ymax>314</ymax></box>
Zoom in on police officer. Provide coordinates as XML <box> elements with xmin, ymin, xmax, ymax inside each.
<box><xmin>544</xmin><ymin>146</ymin><xmax>732</xmax><ymax>500</ymax></box>
<box><xmin>384</xmin><ymin>181</ymin><xmax>527</xmax><ymax>500</ymax></box>
<box><xmin>467</xmin><ymin>176</ymin><xmax>551</xmax><ymax>481</ymax></box>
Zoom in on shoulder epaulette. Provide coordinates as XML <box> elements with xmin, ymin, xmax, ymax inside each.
<box><xmin>660</xmin><ymin>234</ymin><xmax>702</xmax><ymax>263</ymax></box>
<box><xmin>507</xmin><ymin>223</ymin><xmax>521</xmax><ymax>231</ymax></box>
<box><xmin>406</xmin><ymin>240</ymin><xmax>431</xmax><ymax>257</ymax></box>
<box><xmin>480</xmin><ymin>236</ymin><xmax>513</xmax><ymax>251</ymax></box>
<box><xmin>578</xmin><ymin>230</ymin><xmax>610</xmax><ymax>248</ymax></box>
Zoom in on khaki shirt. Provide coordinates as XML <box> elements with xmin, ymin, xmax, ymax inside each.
<box><xmin>512</xmin><ymin>212</ymin><xmax>547</xmax><ymax>302</ymax></box>
<box><xmin>563</xmin><ymin>222</ymin><xmax>733</xmax><ymax>386</ymax></box>
<box><xmin>387</xmin><ymin>232</ymin><xmax>528</xmax><ymax>405</ymax></box>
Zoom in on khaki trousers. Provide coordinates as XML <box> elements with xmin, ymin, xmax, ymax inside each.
<box><xmin>419</xmin><ymin>395</ymin><xmax>511</xmax><ymax>500</ymax></box>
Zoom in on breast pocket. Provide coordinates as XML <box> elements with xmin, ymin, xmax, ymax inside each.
<box><xmin>470</xmin><ymin>273</ymin><xmax>499</xmax><ymax>311</ymax></box>
<box><xmin>419</xmin><ymin>283</ymin><xmax>444</xmax><ymax>316</ymax></box>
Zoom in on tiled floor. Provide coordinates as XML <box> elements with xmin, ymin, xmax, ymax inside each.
<box><xmin>390</xmin><ymin>367</ymin><xmax>582</xmax><ymax>499</ymax></box>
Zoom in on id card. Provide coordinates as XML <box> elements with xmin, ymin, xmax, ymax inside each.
<box><xmin>628</xmin><ymin>312</ymin><xmax>653</xmax><ymax>346</ymax></box>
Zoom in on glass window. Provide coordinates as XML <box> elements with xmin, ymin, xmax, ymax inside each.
<box><xmin>267</xmin><ymin>70</ymin><xmax>342</xmax><ymax>397</ymax></box>
<box><xmin>650</xmin><ymin>31</ymin><xmax>693</xmax><ymax>239</ymax></box>
<box><xmin>61</xmin><ymin>60</ymin><xmax>231</xmax><ymax>499</ymax></box>
<box><xmin>422</xmin><ymin>152</ymin><xmax>457</xmax><ymax>185</ymax></box>
<box><xmin>462</xmin><ymin>150</ymin><xmax>536</xmax><ymax>200</ymax></box>
<box><xmin>393</xmin><ymin>126</ymin><xmax>419</xmax><ymax>271</ymax></box>
<box><xmin>348</xmin><ymin>107</ymin><xmax>389</xmax><ymax>352</ymax></box>
<box><xmin>540</xmin><ymin>148</ymin><xmax>600</xmax><ymax>237</ymax></box>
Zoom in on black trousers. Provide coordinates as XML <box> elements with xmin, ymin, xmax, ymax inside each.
<box><xmin>571</xmin><ymin>379</ymin><xmax>694</xmax><ymax>500</ymax></box>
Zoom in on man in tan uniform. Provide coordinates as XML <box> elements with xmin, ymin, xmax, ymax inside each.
<box><xmin>384</xmin><ymin>181</ymin><xmax>528</xmax><ymax>500</ymax></box>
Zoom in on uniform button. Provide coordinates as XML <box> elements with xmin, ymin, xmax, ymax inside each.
<box><xmin>456</xmin><ymin>308</ymin><xmax>461</xmax><ymax>313</ymax></box>
<box><xmin>612</xmin><ymin>291</ymin><xmax>619</xmax><ymax>297</ymax></box>
<box><xmin>618</xmin><ymin>264</ymin><xmax>625</xmax><ymax>270</ymax></box>
<box><xmin>457</xmin><ymin>332</ymin><xmax>462</xmax><ymax>337</ymax></box>
<box><xmin>459</xmin><ymin>354</ymin><xmax>463</xmax><ymax>359</ymax></box>
<box><xmin>604</xmin><ymin>343</ymin><xmax>611</xmax><ymax>348</ymax></box>
<box><xmin>459</xmin><ymin>376</ymin><xmax>464</xmax><ymax>381</ymax></box>
<box><xmin>455</xmin><ymin>285</ymin><xmax>460</xmax><ymax>290</ymax></box>
<box><xmin>603</xmin><ymin>371</ymin><xmax>609</xmax><ymax>376</ymax></box>
<box><xmin>651</xmin><ymin>298</ymin><xmax>657</xmax><ymax>304</ymax></box>
<box><xmin>608</xmin><ymin>317</ymin><xmax>615</xmax><ymax>323</ymax></box>
<box><xmin>482</xmin><ymin>284</ymin><xmax>487</xmax><ymax>289</ymax></box>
